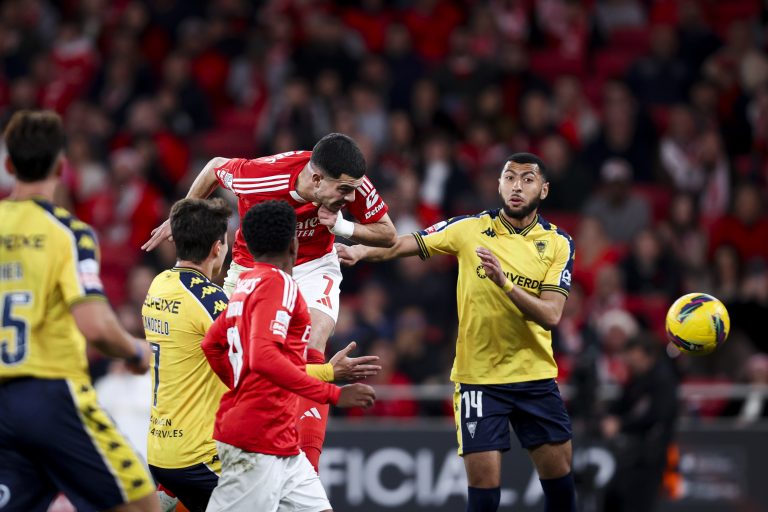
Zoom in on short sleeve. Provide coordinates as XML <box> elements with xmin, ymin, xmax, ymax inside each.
<box><xmin>346</xmin><ymin>176</ymin><xmax>388</xmax><ymax>224</ymax></box>
<box><xmin>248</xmin><ymin>272</ymin><xmax>299</xmax><ymax>347</ymax></box>
<box><xmin>58</xmin><ymin>221</ymin><xmax>106</xmax><ymax>306</ymax></box>
<box><xmin>541</xmin><ymin>230</ymin><xmax>575</xmax><ymax>297</ymax></box>
<box><xmin>412</xmin><ymin>216</ymin><xmax>472</xmax><ymax>259</ymax></box>
<box><xmin>213</xmin><ymin>158</ymin><xmax>249</xmax><ymax>195</ymax></box>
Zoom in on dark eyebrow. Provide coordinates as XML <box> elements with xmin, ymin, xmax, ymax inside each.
<box><xmin>503</xmin><ymin>170</ymin><xmax>537</xmax><ymax>178</ymax></box>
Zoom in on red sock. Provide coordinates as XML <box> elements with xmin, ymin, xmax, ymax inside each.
<box><xmin>299</xmin><ymin>349</ymin><xmax>330</xmax><ymax>473</ymax></box>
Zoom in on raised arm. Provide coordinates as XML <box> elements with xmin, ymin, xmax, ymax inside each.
<box><xmin>335</xmin><ymin>233</ymin><xmax>422</xmax><ymax>265</ymax></box>
<box><xmin>141</xmin><ymin>156</ymin><xmax>230</xmax><ymax>251</ymax></box>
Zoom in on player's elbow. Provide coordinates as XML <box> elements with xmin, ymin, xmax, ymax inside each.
<box><xmin>540</xmin><ymin>309</ymin><xmax>563</xmax><ymax>331</ymax></box>
<box><xmin>375</xmin><ymin>224</ymin><xmax>397</xmax><ymax>248</ymax></box>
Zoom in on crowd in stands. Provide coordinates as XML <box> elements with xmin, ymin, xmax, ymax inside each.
<box><xmin>1</xmin><ymin>0</ymin><xmax>767</xmax><ymax>421</ymax></box>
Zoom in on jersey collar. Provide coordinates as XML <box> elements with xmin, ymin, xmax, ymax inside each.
<box><xmin>171</xmin><ymin>266</ymin><xmax>208</xmax><ymax>280</ymax></box>
<box><xmin>499</xmin><ymin>213</ymin><xmax>539</xmax><ymax>236</ymax></box>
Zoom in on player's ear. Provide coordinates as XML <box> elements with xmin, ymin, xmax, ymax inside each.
<box><xmin>289</xmin><ymin>236</ymin><xmax>299</xmax><ymax>260</ymax></box>
<box><xmin>540</xmin><ymin>181</ymin><xmax>549</xmax><ymax>200</ymax></box>
<box><xmin>53</xmin><ymin>155</ymin><xmax>64</xmax><ymax>178</ymax></box>
<box><xmin>4</xmin><ymin>156</ymin><xmax>16</xmax><ymax>177</ymax></box>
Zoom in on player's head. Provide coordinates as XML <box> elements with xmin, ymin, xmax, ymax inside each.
<box><xmin>3</xmin><ymin>110</ymin><xmax>65</xmax><ymax>183</ymax></box>
<box><xmin>170</xmin><ymin>198</ymin><xmax>232</xmax><ymax>275</ymax></box>
<box><xmin>309</xmin><ymin>133</ymin><xmax>366</xmax><ymax>212</ymax></box>
<box><xmin>498</xmin><ymin>153</ymin><xmax>549</xmax><ymax>220</ymax></box>
<box><xmin>242</xmin><ymin>200</ymin><xmax>298</xmax><ymax>266</ymax></box>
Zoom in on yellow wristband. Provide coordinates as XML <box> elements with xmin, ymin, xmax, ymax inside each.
<box><xmin>306</xmin><ymin>362</ymin><xmax>335</xmax><ymax>382</ymax></box>
<box><xmin>502</xmin><ymin>279</ymin><xmax>514</xmax><ymax>294</ymax></box>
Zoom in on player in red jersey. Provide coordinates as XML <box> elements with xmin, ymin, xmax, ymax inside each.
<box><xmin>202</xmin><ymin>200</ymin><xmax>375</xmax><ymax>512</ymax></box>
<box><xmin>143</xmin><ymin>133</ymin><xmax>394</xmax><ymax>471</ymax></box>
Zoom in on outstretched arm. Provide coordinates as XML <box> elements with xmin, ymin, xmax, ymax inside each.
<box><xmin>335</xmin><ymin>233</ymin><xmax>421</xmax><ymax>265</ymax></box>
<box><xmin>141</xmin><ymin>157</ymin><xmax>229</xmax><ymax>251</ymax></box>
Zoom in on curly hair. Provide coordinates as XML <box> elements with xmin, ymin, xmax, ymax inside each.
<box><xmin>310</xmin><ymin>133</ymin><xmax>366</xmax><ymax>179</ymax></box>
<box><xmin>170</xmin><ymin>198</ymin><xmax>232</xmax><ymax>263</ymax></box>
<box><xmin>505</xmin><ymin>153</ymin><xmax>548</xmax><ymax>181</ymax></box>
<box><xmin>242</xmin><ymin>200</ymin><xmax>297</xmax><ymax>256</ymax></box>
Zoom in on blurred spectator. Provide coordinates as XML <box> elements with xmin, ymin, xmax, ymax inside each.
<box><xmin>620</xmin><ymin>228</ymin><xmax>681</xmax><ymax>299</ymax></box>
<box><xmin>627</xmin><ymin>23</ymin><xmax>691</xmax><ymax>105</ymax></box>
<box><xmin>539</xmin><ymin>133</ymin><xmax>593</xmax><ymax>212</ymax></box>
<box><xmin>95</xmin><ymin>360</ymin><xmax>152</xmax><ymax>460</ymax></box>
<box><xmin>583</xmin><ymin>158</ymin><xmax>651</xmax><ymax>244</ymax></box>
<box><xmin>657</xmin><ymin>193</ymin><xmax>709</xmax><ymax>290</ymax></box>
<box><xmin>594</xmin><ymin>0</ymin><xmax>646</xmax><ymax>37</ymax></box>
<box><xmin>417</xmin><ymin>134</ymin><xmax>473</xmax><ymax>218</ymax></box>
<box><xmin>346</xmin><ymin>339</ymin><xmax>419</xmax><ymax>418</ymax></box>
<box><xmin>382</xmin><ymin>23</ymin><xmax>424</xmax><ymax>110</ymax></box>
<box><xmin>582</xmin><ymin>80</ymin><xmax>657</xmax><ymax>182</ymax></box>
<box><xmin>551</xmin><ymin>75</ymin><xmax>599</xmax><ymax>148</ymax></box>
<box><xmin>393</xmin><ymin>307</ymin><xmax>446</xmax><ymax>384</ymax></box>
<box><xmin>572</xmin><ymin>216</ymin><xmax>624</xmax><ymax>295</ymax></box>
<box><xmin>722</xmin><ymin>354</ymin><xmax>768</xmax><ymax>425</ymax></box>
<box><xmin>709</xmin><ymin>183</ymin><xmax>768</xmax><ymax>264</ymax></box>
<box><xmin>602</xmin><ymin>336</ymin><xmax>678</xmax><ymax>512</ymax></box>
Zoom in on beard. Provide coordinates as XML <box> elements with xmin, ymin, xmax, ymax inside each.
<box><xmin>502</xmin><ymin>195</ymin><xmax>541</xmax><ymax>220</ymax></box>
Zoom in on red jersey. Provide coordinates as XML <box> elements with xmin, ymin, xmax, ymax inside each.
<box><xmin>213</xmin><ymin>151</ymin><xmax>388</xmax><ymax>267</ymax></box>
<box><xmin>202</xmin><ymin>263</ymin><xmax>340</xmax><ymax>456</ymax></box>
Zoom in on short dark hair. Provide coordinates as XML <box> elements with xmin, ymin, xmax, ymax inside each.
<box><xmin>310</xmin><ymin>133</ymin><xmax>366</xmax><ymax>179</ymax></box>
<box><xmin>242</xmin><ymin>200</ymin><xmax>296</xmax><ymax>256</ymax></box>
<box><xmin>170</xmin><ymin>198</ymin><xmax>232</xmax><ymax>263</ymax></box>
<box><xmin>4</xmin><ymin>110</ymin><xmax>65</xmax><ymax>182</ymax></box>
<box><xmin>505</xmin><ymin>153</ymin><xmax>548</xmax><ymax>181</ymax></box>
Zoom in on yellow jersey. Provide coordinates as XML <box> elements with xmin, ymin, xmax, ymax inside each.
<box><xmin>0</xmin><ymin>198</ymin><xmax>105</xmax><ymax>384</ymax></box>
<box><xmin>142</xmin><ymin>267</ymin><xmax>228</xmax><ymax>469</ymax></box>
<box><xmin>413</xmin><ymin>210</ymin><xmax>575</xmax><ymax>385</ymax></box>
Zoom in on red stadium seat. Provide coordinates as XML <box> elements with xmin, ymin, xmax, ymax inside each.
<box><xmin>529</xmin><ymin>51</ymin><xmax>586</xmax><ymax>82</ymax></box>
<box><xmin>609</xmin><ymin>28</ymin><xmax>651</xmax><ymax>58</ymax></box>
<box><xmin>592</xmin><ymin>49</ymin><xmax>637</xmax><ymax>81</ymax></box>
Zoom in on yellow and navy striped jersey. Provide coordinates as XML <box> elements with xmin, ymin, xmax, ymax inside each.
<box><xmin>142</xmin><ymin>267</ymin><xmax>228</xmax><ymax>469</ymax></box>
<box><xmin>413</xmin><ymin>210</ymin><xmax>575</xmax><ymax>385</ymax></box>
<box><xmin>0</xmin><ymin>198</ymin><xmax>105</xmax><ymax>384</ymax></box>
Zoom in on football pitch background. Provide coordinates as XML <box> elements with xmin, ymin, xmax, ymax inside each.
<box><xmin>320</xmin><ymin>421</ymin><xmax>768</xmax><ymax>512</ymax></box>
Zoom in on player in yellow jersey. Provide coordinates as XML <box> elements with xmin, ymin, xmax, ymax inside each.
<box><xmin>337</xmin><ymin>153</ymin><xmax>578</xmax><ymax>512</ymax></box>
<box><xmin>0</xmin><ymin>111</ymin><xmax>159</xmax><ymax>512</ymax></box>
<box><xmin>142</xmin><ymin>198</ymin><xmax>231</xmax><ymax>512</ymax></box>
<box><xmin>144</xmin><ymin>198</ymin><xmax>380</xmax><ymax>511</ymax></box>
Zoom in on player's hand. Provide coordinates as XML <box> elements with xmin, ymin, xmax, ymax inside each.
<box><xmin>337</xmin><ymin>382</ymin><xmax>376</xmax><ymax>408</ymax></box>
<box><xmin>476</xmin><ymin>247</ymin><xmax>506</xmax><ymax>288</ymax></box>
<box><xmin>141</xmin><ymin>218</ymin><xmax>172</xmax><ymax>251</ymax></box>
<box><xmin>317</xmin><ymin>205</ymin><xmax>339</xmax><ymax>228</ymax></box>
<box><xmin>335</xmin><ymin>243</ymin><xmax>365</xmax><ymax>266</ymax></box>
<box><xmin>329</xmin><ymin>341</ymin><xmax>381</xmax><ymax>381</ymax></box>
<box><xmin>126</xmin><ymin>339</ymin><xmax>152</xmax><ymax>374</ymax></box>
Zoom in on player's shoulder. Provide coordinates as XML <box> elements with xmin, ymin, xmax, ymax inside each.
<box><xmin>175</xmin><ymin>268</ymin><xmax>228</xmax><ymax>319</ymax></box>
<box><xmin>535</xmin><ymin>215</ymin><xmax>575</xmax><ymax>247</ymax></box>
<box><xmin>251</xmin><ymin>150</ymin><xmax>310</xmax><ymax>171</ymax></box>
<box><xmin>31</xmin><ymin>199</ymin><xmax>99</xmax><ymax>258</ymax></box>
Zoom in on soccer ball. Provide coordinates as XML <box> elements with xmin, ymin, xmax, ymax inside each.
<box><xmin>665</xmin><ymin>293</ymin><xmax>730</xmax><ymax>355</ymax></box>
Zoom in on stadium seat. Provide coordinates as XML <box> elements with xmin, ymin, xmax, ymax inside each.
<box><xmin>609</xmin><ymin>28</ymin><xmax>651</xmax><ymax>58</ymax></box>
<box><xmin>529</xmin><ymin>51</ymin><xmax>586</xmax><ymax>83</ymax></box>
<box><xmin>593</xmin><ymin>49</ymin><xmax>636</xmax><ymax>81</ymax></box>
<box><xmin>543</xmin><ymin>210</ymin><xmax>582</xmax><ymax>235</ymax></box>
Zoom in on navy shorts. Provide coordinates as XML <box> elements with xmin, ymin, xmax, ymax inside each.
<box><xmin>150</xmin><ymin>462</ymin><xmax>219</xmax><ymax>512</ymax></box>
<box><xmin>453</xmin><ymin>379</ymin><xmax>572</xmax><ymax>454</ymax></box>
<box><xmin>0</xmin><ymin>378</ymin><xmax>154</xmax><ymax>512</ymax></box>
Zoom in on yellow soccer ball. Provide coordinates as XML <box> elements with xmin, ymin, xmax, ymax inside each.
<box><xmin>665</xmin><ymin>293</ymin><xmax>730</xmax><ymax>355</ymax></box>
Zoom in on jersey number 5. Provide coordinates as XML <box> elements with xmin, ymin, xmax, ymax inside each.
<box><xmin>1</xmin><ymin>292</ymin><xmax>32</xmax><ymax>366</ymax></box>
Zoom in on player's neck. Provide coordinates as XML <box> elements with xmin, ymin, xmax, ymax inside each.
<box><xmin>294</xmin><ymin>166</ymin><xmax>314</xmax><ymax>202</ymax></box>
<box><xmin>175</xmin><ymin>260</ymin><xmax>215</xmax><ymax>280</ymax></box>
<box><xmin>254</xmin><ymin>255</ymin><xmax>293</xmax><ymax>275</ymax></box>
<box><xmin>10</xmin><ymin>178</ymin><xmax>57</xmax><ymax>202</ymax></box>
<box><xmin>500</xmin><ymin>209</ymin><xmax>538</xmax><ymax>230</ymax></box>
